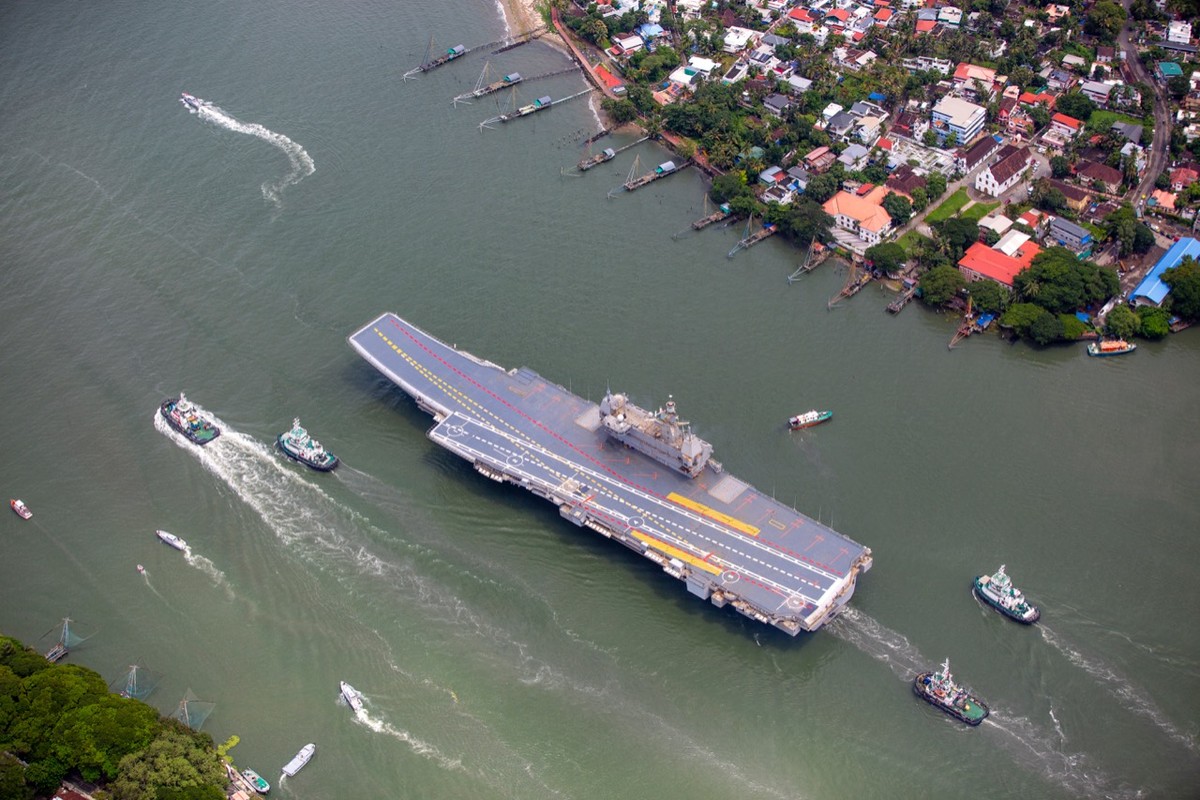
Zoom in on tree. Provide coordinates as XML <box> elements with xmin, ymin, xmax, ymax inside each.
<box><xmin>923</xmin><ymin>128</ymin><xmax>939</xmax><ymax>148</ymax></box>
<box><xmin>1162</xmin><ymin>256</ymin><xmax>1200</xmax><ymax>321</ymax></box>
<box><xmin>1001</xmin><ymin>302</ymin><xmax>1062</xmax><ymax>343</ymax></box>
<box><xmin>1137</xmin><ymin>305</ymin><xmax>1170</xmax><ymax>338</ymax></box>
<box><xmin>919</xmin><ymin>264</ymin><xmax>967</xmax><ymax>306</ymax></box>
<box><xmin>1029</xmin><ymin>104</ymin><xmax>1051</xmax><ymax>130</ymax></box>
<box><xmin>865</xmin><ymin>242</ymin><xmax>907</xmax><ymax>274</ymax></box>
<box><xmin>1055</xmin><ymin>92</ymin><xmax>1096</xmax><ymax>123</ymax></box>
<box><xmin>601</xmin><ymin>98</ymin><xmax>638</xmax><ymax>125</ymax></box>
<box><xmin>1050</xmin><ymin>155</ymin><xmax>1071</xmax><ymax>179</ymax></box>
<box><xmin>910</xmin><ymin>186</ymin><xmax>929</xmax><ymax>212</ymax></box>
<box><xmin>804</xmin><ymin>173</ymin><xmax>838</xmax><ymax>204</ymax></box>
<box><xmin>1105</xmin><ymin>304</ymin><xmax>1139</xmax><ymax>340</ymax></box>
<box><xmin>109</xmin><ymin>720</ymin><xmax>225</xmax><ymax>800</ymax></box>
<box><xmin>882</xmin><ymin>192</ymin><xmax>913</xmax><ymax>222</ymax></box>
<box><xmin>938</xmin><ymin>217</ymin><xmax>980</xmax><ymax>259</ymax></box>
<box><xmin>1132</xmin><ymin>223</ymin><xmax>1155</xmax><ymax>254</ymax></box>
<box><xmin>710</xmin><ymin>173</ymin><xmax>749</xmax><ymax>205</ymax></box>
<box><xmin>1084</xmin><ymin>0</ymin><xmax>1127</xmax><ymax>41</ymax></box>
<box><xmin>1167</xmin><ymin>75</ymin><xmax>1190</xmax><ymax>101</ymax></box>
<box><xmin>926</xmin><ymin>172</ymin><xmax>947</xmax><ymax>199</ymax></box>
<box><xmin>966</xmin><ymin>279</ymin><xmax>1009</xmax><ymax>314</ymax></box>
<box><xmin>1014</xmin><ymin>248</ymin><xmax>1119</xmax><ymax>314</ymax></box>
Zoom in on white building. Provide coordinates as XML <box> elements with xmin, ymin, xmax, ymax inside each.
<box><xmin>931</xmin><ymin>96</ymin><xmax>986</xmax><ymax>144</ymax></box>
<box><xmin>723</xmin><ymin>26</ymin><xmax>759</xmax><ymax>53</ymax></box>
<box><xmin>1167</xmin><ymin>20</ymin><xmax>1193</xmax><ymax>45</ymax></box>
<box><xmin>974</xmin><ymin>145</ymin><xmax>1033</xmax><ymax>197</ymax></box>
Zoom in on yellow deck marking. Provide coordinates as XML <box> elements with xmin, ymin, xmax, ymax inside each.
<box><xmin>769</xmin><ymin>519</ymin><xmax>787</xmax><ymax>531</ymax></box>
<box><xmin>667</xmin><ymin>493</ymin><xmax>760</xmax><ymax>536</ymax></box>
<box><xmin>630</xmin><ymin>531</ymin><xmax>723</xmax><ymax>575</ymax></box>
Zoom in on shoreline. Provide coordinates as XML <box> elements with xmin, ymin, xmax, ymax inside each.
<box><xmin>494</xmin><ymin>0</ymin><xmax>565</xmax><ymax>51</ymax></box>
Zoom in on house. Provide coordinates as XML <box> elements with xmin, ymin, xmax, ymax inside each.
<box><xmin>953</xmin><ymin>62</ymin><xmax>999</xmax><ymax>97</ymax></box>
<box><xmin>978</xmin><ymin>213</ymin><xmax>1014</xmax><ymax>237</ymax></box>
<box><xmin>974</xmin><ymin>144</ymin><xmax>1033</xmax><ymax>196</ymax></box>
<box><xmin>885</xmin><ymin>164</ymin><xmax>928</xmax><ymax>199</ymax></box>
<box><xmin>686</xmin><ymin>56</ymin><xmax>719</xmax><ymax>77</ymax></box>
<box><xmin>821</xmin><ymin>102</ymin><xmax>845</xmax><ymax>122</ymax></box>
<box><xmin>763</xmin><ymin>93</ymin><xmax>794</xmax><ymax>118</ymax></box>
<box><xmin>787</xmin><ymin>166</ymin><xmax>811</xmax><ymax>193</ymax></box>
<box><xmin>788</xmin><ymin>7</ymin><xmax>819</xmax><ymax>31</ymax></box>
<box><xmin>1095</xmin><ymin>46</ymin><xmax>1116</xmax><ymax>64</ymax></box>
<box><xmin>915</xmin><ymin>18</ymin><xmax>939</xmax><ymax>34</ymax></box>
<box><xmin>839</xmin><ymin>143</ymin><xmax>871</xmax><ymax>169</ymax></box>
<box><xmin>1075</xmin><ymin>160</ymin><xmax>1123</xmax><ymax>194</ymax></box>
<box><xmin>1017</xmin><ymin>209</ymin><xmax>1049</xmax><ymax>235</ymax></box>
<box><xmin>595</xmin><ymin>64</ymin><xmax>626</xmax><ymax>95</ymax></box>
<box><xmin>890</xmin><ymin>109</ymin><xmax>929</xmax><ymax>140</ymax></box>
<box><xmin>723</xmin><ymin>26</ymin><xmax>760</xmax><ymax>53</ymax></box>
<box><xmin>612</xmin><ymin>33</ymin><xmax>645</xmax><ymax>55</ymax></box>
<box><xmin>1167</xmin><ymin>20</ymin><xmax>1193</xmax><ymax>45</ymax></box>
<box><xmin>938</xmin><ymin>6</ymin><xmax>963</xmax><ymax>27</ymax></box>
<box><xmin>1044</xmin><ymin>3</ymin><xmax>1070</xmax><ymax>23</ymax></box>
<box><xmin>805</xmin><ymin>145</ymin><xmax>837</xmax><ymax>173</ymax></box>
<box><xmin>827</xmin><ymin>110</ymin><xmax>858</xmax><ymax>138</ymax></box>
<box><xmin>855</xmin><ymin>116</ymin><xmax>885</xmax><ymax>145</ymax></box>
<box><xmin>931</xmin><ymin>96</ymin><xmax>987</xmax><ymax>145</ymax></box>
<box><xmin>1169</xmin><ymin>166</ymin><xmax>1199</xmax><ymax>191</ymax></box>
<box><xmin>758</xmin><ymin>164</ymin><xmax>787</xmax><ymax>186</ymax></box>
<box><xmin>1047</xmin><ymin>178</ymin><xmax>1092</xmax><ymax>212</ymax></box>
<box><xmin>1046</xmin><ymin>68</ymin><xmax>1075</xmax><ymax>92</ymax></box>
<box><xmin>1149</xmin><ymin>188</ymin><xmax>1177</xmax><ymax>211</ymax></box>
<box><xmin>902</xmin><ymin>56</ymin><xmax>953</xmax><ymax>74</ymax></box>
<box><xmin>956</xmin><ymin>135</ymin><xmax>1003</xmax><ymax>174</ymax></box>
<box><xmin>1080</xmin><ymin>80</ymin><xmax>1115</xmax><ymax>107</ymax></box>
<box><xmin>786</xmin><ymin>75</ymin><xmax>814</xmax><ymax>95</ymax></box>
<box><xmin>1047</xmin><ymin>216</ymin><xmax>1094</xmax><ymax>255</ymax></box>
<box><xmin>1061</xmin><ymin>54</ymin><xmax>1087</xmax><ymax>72</ymax></box>
<box><xmin>957</xmin><ymin>238</ymin><xmax>1042</xmax><ymax>287</ymax></box>
<box><xmin>1047</xmin><ymin>113</ymin><xmax>1083</xmax><ymax>143</ymax></box>
<box><xmin>1007</xmin><ymin>107</ymin><xmax>1036</xmax><ymax>136</ymax></box>
<box><xmin>823</xmin><ymin>185</ymin><xmax>893</xmax><ymax>245</ymax></box>
<box><xmin>1111</xmin><ymin>121</ymin><xmax>1144</xmax><ymax>144</ymax></box>
<box><xmin>873</xmin><ymin>7</ymin><xmax>894</xmax><ymax>26</ymax></box>
<box><xmin>1156</xmin><ymin>61</ymin><xmax>1183</xmax><ymax>81</ymax></box>
<box><xmin>1019</xmin><ymin>91</ymin><xmax>1056</xmax><ymax>109</ymax></box>
<box><xmin>1131</xmin><ymin>238</ymin><xmax>1200</xmax><ymax>307</ymax></box>
<box><xmin>721</xmin><ymin>61</ymin><xmax>750</xmax><ymax>84</ymax></box>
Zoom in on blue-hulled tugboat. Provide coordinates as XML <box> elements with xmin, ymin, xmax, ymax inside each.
<box><xmin>160</xmin><ymin>394</ymin><xmax>220</xmax><ymax>445</ymax></box>
<box><xmin>973</xmin><ymin>564</ymin><xmax>1040</xmax><ymax>624</ymax></box>
<box><xmin>913</xmin><ymin>658</ymin><xmax>990</xmax><ymax>726</ymax></box>
<box><xmin>277</xmin><ymin>419</ymin><xmax>339</xmax><ymax>471</ymax></box>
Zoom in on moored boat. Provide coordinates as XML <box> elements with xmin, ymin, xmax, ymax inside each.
<box><xmin>277</xmin><ymin>419</ymin><xmax>338</xmax><ymax>471</ymax></box>
<box><xmin>787</xmin><ymin>409</ymin><xmax>833</xmax><ymax>430</ymax></box>
<box><xmin>10</xmin><ymin>499</ymin><xmax>32</xmax><ymax>519</ymax></box>
<box><xmin>281</xmin><ymin>743</ymin><xmax>315</xmax><ymax>777</ymax></box>
<box><xmin>973</xmin><ymin>564</ymin><xmax>1040</xmax><ymax>623</ymax></box>
<box><xmin>241</xmin><ymin>768</ymin><xmax>270</xmax><ymax>794</ymax></box>
<box><xmin>160</xmin><ymin>394</ymin><xmax>221</xmax><ymax>445</ymax></box>
<box><xmin>913</xmin><ymin>658</ymin><xmax>989</xmax><ymax>726</ymax></box>
<box><xmin>155</xmin><ymin>530</ymin><xmax>188</xmax><ymax>551</ymax></box>
<box><xmin>339</xmin><ymin>681</ymin><xmax>365</xmax><ymax>713</ymax></box>
<box><xmin>1087</xmin><ymin>339</ymin><xmax>1136</xmax><ymax>357</ymax></box>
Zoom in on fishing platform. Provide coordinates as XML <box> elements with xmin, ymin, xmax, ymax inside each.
<box><xmin>349</xmin><ymin>313</ymin><xmax>873</xmax><ymax>636</ymax></box>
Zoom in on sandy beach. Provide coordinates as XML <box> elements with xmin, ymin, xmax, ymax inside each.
<box><xmin>495</xmin><ymin>0</ymin><xmax>549</xmax><ymax>41</ymax></box>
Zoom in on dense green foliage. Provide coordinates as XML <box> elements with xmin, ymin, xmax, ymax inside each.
<box><xmin>966</xmin><ymin>279</ymin><xmax>1009</xmax><ymax>315</ymax></box>
<box><xmin>865</xmin><ymin>242</ymin><xmax>907</xmax><ymax>274</ymax></box>
<box><xmin>1104</xmin><ymin>204</ymin><xmax>1155</xmax><ymax>256</ymax></box>
<box><xmin>1105</xmin><ymin>304</ymin><xmax>1139</xmax><ymax>340</ymax></box>
<box><xmin>882</xmin><ymin>193</ymin><xmax>912</xmax><ymax>223</ymax></box>
<box><xmin>1000</xmin><ymin>303</ymin><xmax>1063</xmax><ymax>345</ymax></box>
<box><xmin>1162</xmin><ymin>256</ymin><xmax>1200</xmax><ymax>321</ymax></box>
<box><xmin>1055</xmin><ymin>92</ymin><xmax>1096</xmax><ymax>123</ymax></box>
<box><xmin>0</xmin><ymin>634</ymin><xmax>226</xmax><ymax>800</ymax></box>
<box><xmin>1137</xmin><ymin>305</ymin><xmax>1171</xmax><ymax>339</ymax></box>
<box><xmin>919</xmin><ymin>264</ymin><xmax>966</xmax><ymax>307</ymax></box>
<box><xmin>1084</xmin><ymin>0</ymin><xmax>1127</xmax><ymax>41</ymax></box>
<box><xmin>1013</xmin><ymin>248</ymin><xmax>1119</xmax><ymax>315</ymax></box>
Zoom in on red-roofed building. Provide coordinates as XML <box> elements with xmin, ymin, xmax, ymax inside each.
<box><xmin>826</xmin><ymin>8</ymin><xmax>850</xmax><ymax>22</ymax></box>
<box><xmin>1170</xmin><ymin>166</ymin><xmax>1199</xmax><ymax>191</ymax></box>
<box><xmin>874</xmin><ymin>8</ymin><xmax>894</xmax><ymax>25</ymax></box>
<box><xmin>958</xmin><ymin>240</ymin><xmax>1042</xmax><ymax>287</ymax></box>
<box><xmin>877</xmin><ymin>137</ymin><xmax>894</xmax><ymax>151</ymax></box>
<box><xmin>1018</xmin><ymin>91</ymin><xmax>1056</xmax><ymax>109</ymax></box>
<box><xmin>594</xmin><ymin>64</ymin><xmax>625</xmax><ymax>95</ymax></box>
<box><xmin>915</xmin><ymin>19</ymin><xmax>938</xmax><ymax>33</ymax></box>
<box><xmin>1050</xmin><ymin>113</ymin><xmax>1082</xmax><ymax>137</ymax></box>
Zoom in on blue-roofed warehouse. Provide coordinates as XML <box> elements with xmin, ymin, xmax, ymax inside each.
<box><xmin>1130</xmin><ymin>237</ymin><xmax>1200</xmax><ymax>307</ymax></box>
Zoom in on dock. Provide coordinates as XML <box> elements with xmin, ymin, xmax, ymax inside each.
<box><xmin>787</xmin><ymin>240</ymin><xmax>828</xmax><ymax>283</ymax></box>
<box><xmin>452</xmin><ymin>64</ymin><xmax>580</xmax><ymax>105</ymax></box>
<box><xmin>405</xmin><ymin>27</ymin><xmax>546</xmax><ymax>79</ymax></box>
<box><xmin>827</xmin><ymin>262</ymin><xmax>871</xmax><ymax>309</ymax></box>
<box><xmin>480</xmin><ymin>87</ymin><xmax>594</xmax><ymax>130</ymax></box>
<box><xmin>623</xmin><ymin>159</ymin><xmax>687</xmax><ymax>191</ymax></box>
<box><xmin>727</xmin><ymin>218</ymin><xmax>776</xmax><ymax>258</ymax></box>
<box><xmin>578</xmin><ymin>136</ymin><xmax>648</xmax><ymax>171</ymax></box>
<box><xmin>692</xmin><ymin>205</ymin><xmax>732</xmax><ymax>230</ymax></box>
<box><xmin>886</xmin><ymin>283</ymin><xmax>918</xmax><ymax>313</ymax></box>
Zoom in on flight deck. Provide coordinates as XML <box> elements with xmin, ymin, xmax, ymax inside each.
<box><xmin>349</xmin><ymin>313</ymin><xmax>872</xmax><ymax>635</ymax></box>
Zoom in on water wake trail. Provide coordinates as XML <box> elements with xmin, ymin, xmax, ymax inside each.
<box><xmin>188</xmin><ymin>97</ymin><xmax>315</xmax><ymax>207</ymax></box>
<box><xmin>831</xmin><ymin>610</ymin><xmax>1135</xmax><ymax>798</ymax></box>
<box><xmin>1040</xmin><ymin>624</ymin><xmax>1199</xmax><ymax>755</ymax></box>
<box><xmin>182</xmin><ymin>546</ymin><xmax>234</xmax><ymax>599</ymax></box>
<box><xmin>827</xmin><ymin>607</ymin><xmax>928</xmax><ymax>680</ymax></box>
<box><xmin>352</xmin><ymin>707</ymin><xmax>466</xmax><ymax>773</ymax></box>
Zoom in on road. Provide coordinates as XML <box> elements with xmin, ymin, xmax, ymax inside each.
<box><xmin>1118</xmin><ymin>0</ymin><xmax>1171</xmax><ymax>204</ymax></box>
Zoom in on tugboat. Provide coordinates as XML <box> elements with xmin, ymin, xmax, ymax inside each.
<box><xmin>160</xmin><ymin>394</ymin><xmax>221</xmax><ymax>445</ymax></box>
<box><xmin>1087</xmin><ymin>339</ymin><xmax>1137</xmax><ymax>357</ymax></box>
<box><xmin>241</xmin><ymin>768</ymin><xmax>270</xmax><ymax>794</ymax></box>
<box><xmin>10</xmin><ymin>499</ymin><xmax>32</xmax><ymax>520</ymax></box>
<box><xmin>787</xmin><ymin>409</ymin><xmax>833</xmax><ymax>430</ymax></box>
<box><xmin>155</xmin><ymin>530</ymin><xmax>189</xmax><ymax>551</ymax></box>
<box><xmin>277</xmin><ymin>419</ymin><xmax>338</xmax><ymax>471</ymax></box>
<box><xmin>339</xmin><ymin>681</ymin><xmax>365</xmax><ymax>713</ymax></box>
<box><xmin>913</xmin><ymin>658</ymin><xmax>990</xmax><ymax>726</ymax></box>
<box><xmin>973</xmin><ymin>564</ymin><xmax>1040</xmax><ymax>624</ymax></box>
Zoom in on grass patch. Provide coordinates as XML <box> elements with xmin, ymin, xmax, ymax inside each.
<box><xmin>896</xmin><ymin>229</ymin><xmax>932</xmax><ymax>256</ymax></box>
<box><xmin>1086</xmin><ymin>109</ymin><xmax>1144</xmax><ymax>134</ymax></box>
<box><xmin>962</xmin><ymin>201</ymin><xmax>1001</xmax><ymax>222</ymax></box>
<box><xmin>926</xmin><ymin>187</ymin><xmax>971</xmax><ymax>224</ymax></box>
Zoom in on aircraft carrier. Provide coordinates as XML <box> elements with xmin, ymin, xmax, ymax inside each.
<box><xmin>349</xmin><ymin>313</ymin><xmax>873</xmax><ymax>635</ymax></box>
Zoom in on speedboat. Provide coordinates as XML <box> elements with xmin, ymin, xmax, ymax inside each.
<box><xmin>241</xmin><ymin>768</ymin><xmax>270</xmax><ymax>794</ymax></box>
<box><xmin>180</xmin><ymin>92</ymin><xmax>203</xmax><ymax>112</ymax></box>
<box><xmin>340</xmin><ymin>681</ymin><xmax>365</xmax><ymax>713</ymax></box>
<box><xmin>155</xmin><ymin>530</ymin><xmax>188</xmax><ymax>551</ymax></box>
<box><xmin>10</xmin><ymin>499</ymin><xmax>32</xmax><ymax>520</ymax></box>
<box><xmin>137</xmin><ymin>564</ymin><xmax>145</xmax><ymax>575</ymax></box>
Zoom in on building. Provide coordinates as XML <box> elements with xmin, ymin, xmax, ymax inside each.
<box><xmin>956</xmin><ymin>135</ymin><xmax>1003</xmax><ymax>174</ymax></box>
<box><xmin>838</xmin><ymin>143</ymin><xmax>871</xmax><ymax>169</ymax></box>
<box><xmin>612</xmin><ymin>33</ymin><xmax>645</xmax><ymax>55</ymax></box>
<box><xmin>957</xmin><ymin>238</ymin><xmax>1042</xmax><ymax>287</ymax></box>
<box><xmin>974</xmin><ymin>144</ymin><xmax>1033</xmax><ymax>197</ymax></box>
<box><xmin>723</xmin><ymin>26</ymin><xmax>759</xmax><ymax>53</ymax></box>
<box><xmin>1047</xmin><ymin>216</ymin><xmax>1094</xmax><ymax>256</ymax></box>
<box><xmin>890</xmin><ymin>109</ymin><xmax>929</xmax><ymax>141</ymax></box>
<box><xmin>1045</xmin><ymin>113</ymin><xmax>1083</xmax><ymax>146</ymax></box>
<box><xmin>1047</xmin><ymin>179</ymin><xmax>1092</xmax><ymax>212</ymax></box>
<box><xmin>1167</xmin><ymin>20</ymin><xmax>1193</xmax><ymax>45</ymax></box>
<box><xmin>1080</xmin><ymin>80</ymin><xmax>1115</xmax><ymax>107</ymax></box>
<box><xmin>823</xmin><ymin>185</ymin><xmax>893</xmax><ymax>245</ymax></box>
<box><xmin>953</xmin><ymin>62</ymin><xmax>999</xmax><ymax>98</ymax></box>
<box><xmin>1157</xmin><ymin>61</ymin><xmax>1183</xmax><ymax>81</ymax></box>
<box><xmin>763</xmin><ymin>93</ymin><xmax>794</xmax><ymax>118</ymax></box>
<box><xmin>1130</xmin><ymin>237</ymin><xmax>1200</xmax><ymax>307</ymax></box>
<box><xmin>1169</xmin><ymin>166</ymin><xmax>1199</xmax><ymax>191</ymax></box>
<box><xmin>1075</xmin><ymin>160</ymin><xmax>1123</xmax><ymax>194</ymax></box>
<box><xmin>885</xmin><ymin>164</ymin><xmax>928</xmax><ymax>199</ymax></box>
<box><xmin>1111</xmin><ymin>121</ymin><xmax>1144</xmax><ymax>143</ymax></box>
<box><xmin>902</xmin><ymin>56</ymin><xmax>953</xmax><ymax>74</ymax></box>
<box><xmin>931</xmin><ymin>96</ymin><xmax>986</xmax><ymax>145</ymax></box>
<box><xmin>804</xmin><ymin>145</ymin><xmax>837</xmax><ymax>173</ymax></box>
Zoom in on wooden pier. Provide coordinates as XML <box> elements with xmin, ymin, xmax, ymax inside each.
<box><xmin>578</xmin><ymin>136</ymin><xmax>648</xmax><ymax>171</ymax></box>
<box><xmin>727</xmin><ymin>217</ymin><xmax>777</xmax><ymax>258</ymax></box>
<box><xmin>405</xmin><ymin>27</ymin><xmax>545</xmax><ymax>79</ymax></box>
<box><xmin>827</xmin><ymin>262</ymin><xmax>871</xmax><ymax>308</ymax></box>
<box><xmin>480</xmin><ymin>87</ymin><xmax>594</xmax><ymax>130</ymax></box>
<box><xmin>453</xmin><ymin>64</ymin><xmax>580</xmax><ymax>105</ymax></box>
<box><xmin>787</xmin><ymin>240</ymin><xmax>828</xmax><ymax>282</ymax></box>
<box><xmin>624</xmin><ymin>160</ymin><xmax>686</xmax><ymax>191</ymax></box>
<box><xmin>887</xmin><ymin>284</ymin><xmax>918</xmax><ymax>313</ymax></box>
<box><xmin>692</xmin><ymin>206</ymin><xmax>732</xmax><ymax>230</ymax></box>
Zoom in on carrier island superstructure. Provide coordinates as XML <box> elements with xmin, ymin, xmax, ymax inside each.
<box><xmin>349</xmin><ymin>313</ymin><xmax>873</xmax><ymax>635</ymax></box>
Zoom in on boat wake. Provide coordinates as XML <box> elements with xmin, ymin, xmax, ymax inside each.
<box><xmin>352</xmin><ymin>708</ymin><xmax>467</xmax><ymax>774</ymax></box>
<box><xmin>982</xmin><ymin>712</ymin><xmax>1139</xmax><ymax>799</ymax></box>
<box><xmin>1040</xmin><ymin>624</ymin><xmax>1199</xmax><ymax>755</ymax></box>
<box><xmin>182</xmin><ymin>547</ymin><xmax>234</xmax><ymax>599</ymax></box>
<box><xmin>185</xmin><ymin>96</ymin><xmax>315</xmax><ymax>207</ymax></box>
<box><xmin>826</xmin><ymin>607</ymin><xmax>928</xmax><ymax>680</ymax></box>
